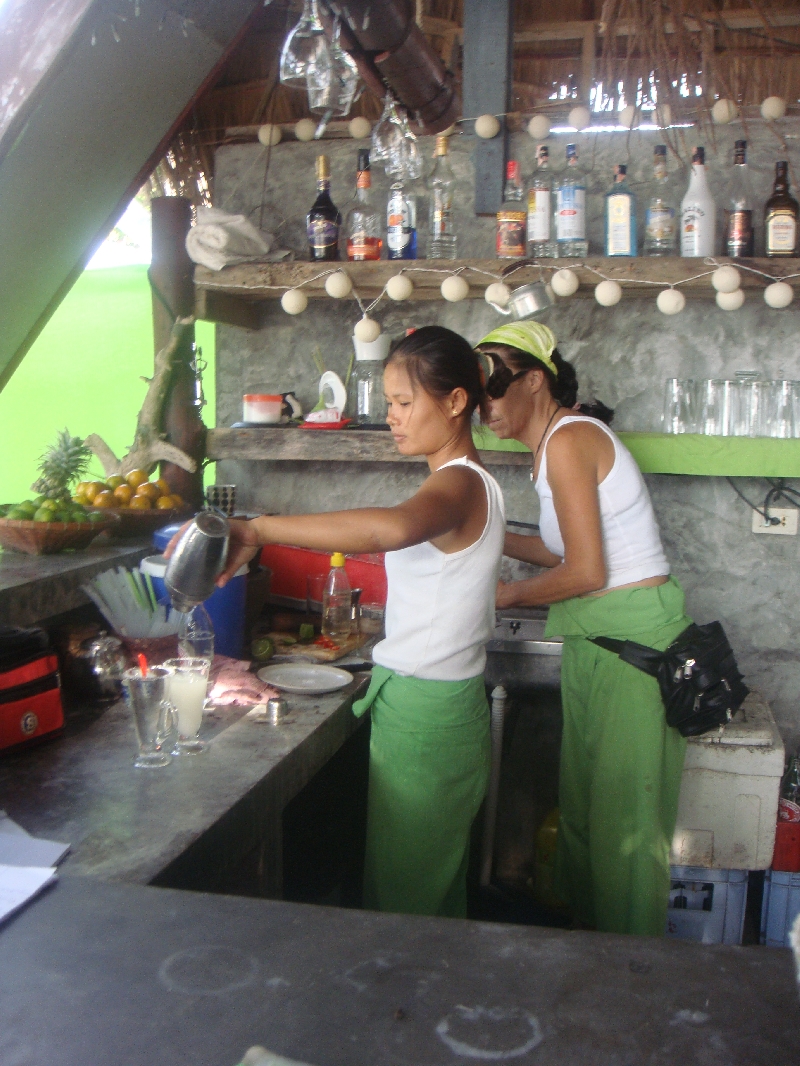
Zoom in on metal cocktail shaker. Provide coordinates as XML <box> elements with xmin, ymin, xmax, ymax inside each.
<box><xmin>165</xmin><ymin>511</ymin><xmax>230</xmax><ymax>613</ymax></box>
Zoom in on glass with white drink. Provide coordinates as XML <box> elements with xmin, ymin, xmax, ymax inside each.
<box><xmin>163</xmin><ymin>657</ymin><xmax>211</xmax><ymax>755</ymax></box>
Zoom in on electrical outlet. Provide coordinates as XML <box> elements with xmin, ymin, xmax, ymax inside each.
<box><xmin>752</xmin><ymin>508</ymin><xmax>799</xmax><ymax>535</ymax></box>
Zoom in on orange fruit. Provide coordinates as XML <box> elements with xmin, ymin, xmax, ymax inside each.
<box><xmin>126</xmin><ymin>469</ymin><xmax>149</xmax><ymax>489</ymax></box>
<box><xmin>155</xmin><ymin>479</ymin><xmax>172</xmax><ymax>497</ymax></box>
<box><xmin>129</xmin><ymin>494</ymin><xmax>152</xmax><ymax>510</ymax></box>
<box><xmin>84</xmin><ymin>481</ymin><xmax>108</xmax><ymax>503</ymax></box>
<box><xmin>170</xmin><ymin>494</ymin><xmax>184</xmax><ymax>508</ymax></box>
<box><xmin>137</xmin><ymin>481</ymin><xmax>161</xmax><ymax>501</ymax></box>
<box><xmin>72</xmin><ymin>494</ymin><xmax>89</xmax><ymax>507</ymax></box>
<box><xmin>92</xmin><ymin>491</ymin><xmax>116</xmax><ymax>509</ymax></box>
<box><xmin>75</xmin><ymin>481</ymin><xmax>89</xmax><ymax>496</ymax></box>
<box><xmin>113</xmin><ymin>484</ymin><xmax>134</xmax><ymax>506</ymax></box>
<box><xmin>106</xmin><ymin>474</ymin><xmax>126</xmax><ymax>490</ymax></box>
<box><xmin>155</xmin><ymin>495</ymin><xmax>177</xmax><ymax>509</ymax></box>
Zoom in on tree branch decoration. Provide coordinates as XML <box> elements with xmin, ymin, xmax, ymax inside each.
<box><xmin>85</xmin><ymin>315</ymin><xmax>198</xmax><ymax>477</ymax></box>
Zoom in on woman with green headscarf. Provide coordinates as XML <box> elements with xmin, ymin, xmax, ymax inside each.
<box><xmin>476</xmin><ymin>321</ymin><xmax>691</xmax><ymax>938</ymax></box>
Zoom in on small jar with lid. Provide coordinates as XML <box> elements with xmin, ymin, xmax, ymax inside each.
<box><xmin>243</xmin><ymin>394</ymin><xmax>283</xmax><ymax>424</ymax></box>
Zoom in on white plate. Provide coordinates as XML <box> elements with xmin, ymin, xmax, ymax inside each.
<box><xmin>256</xmin><ymin>663</ymin><xmax>353</xmax><ymax>695</ymax></box>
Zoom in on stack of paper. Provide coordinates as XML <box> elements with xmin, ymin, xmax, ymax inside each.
<box><xmin>0</xmin><ymin>811</ymin><xmax>70</xmax><ymax>923</ymax></box>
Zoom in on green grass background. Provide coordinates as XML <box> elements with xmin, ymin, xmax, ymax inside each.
<box><xmin>0</xmin><ymin>266</ymin><xmax>215</xmax><ymax>505</ymax></box>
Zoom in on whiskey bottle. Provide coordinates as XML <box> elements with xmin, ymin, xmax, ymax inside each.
<box><xmin>345</xmin><ymin>149</ymin><xmax>382</xmax><ymax>261</ymax></box>
<box><xmin>723</xmin><ymin>140</ymin><xmax>755</xmax><ymax>257</ymax></box>
<box><xmin>307</xmin><ymin>154</ymin><xmax>341</xmax><ymax>261</ymax></box>
<box><xmin>765</xmin><ymin>161</ymin><xmax>799</xmax><ymax>258</ymax></box>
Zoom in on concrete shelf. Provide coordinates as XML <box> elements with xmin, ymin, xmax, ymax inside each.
<box><xmin>194</xmin><ymin>257</ymin><xmax>800</xmax><ymax>328</ymax></box>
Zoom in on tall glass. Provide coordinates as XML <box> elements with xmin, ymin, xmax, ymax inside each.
<box><xmin>699</xmin><ymin>379</ymin><xmax>735</xmax><ymax>436</ymax></box>
<box><xmin>764</xmin><ymin>380</ymin><xmax>794</xmax><ymax>438</ymax></box>
<box><xmin>163</xmin><ymin>658</ymin><xmax>211</xmax><ymax>755</ymax></box>
<box><xmin>791</xmin><ymin>382</ymin><xmax>800</xmax><ymax>439</ymax></box>
<box><xmin>121</xmin><ymin>666</ymin><xmax>173</xmax><ymax>769</ymax></box>
<box><xmin>662</xmin><ymin>378</ymin><xmax>696</xmax><ymax>434</ymax></box>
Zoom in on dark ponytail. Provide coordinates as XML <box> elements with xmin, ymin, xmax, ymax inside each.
<box><xmin>386</xmin><ymin>325</ymin><xmax>488</xmax><ymax>421</ymax></box>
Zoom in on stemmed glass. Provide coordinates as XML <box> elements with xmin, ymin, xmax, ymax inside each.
<box><xmin>279</xmin><ymin>0</ymin><xmax>331</xmax><ymax>90</ymax></box>
<box><xmin>307</xmin><ymin>19</ymin><xmax>360</xmax><ymax>118</ymax></box>
<box><xmin>371</xmin><ymin>95</ymin><xmax>406</xmax><ymax>175</ymax></box>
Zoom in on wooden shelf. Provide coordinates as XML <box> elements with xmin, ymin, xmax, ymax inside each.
<box><xmin>207</xmin><ymin>426</ymin><xmax>800</xmax><ymax>477</ymax></box>
<box><xmin>194</xmin><ymin>258</ymin><xmax>800</xmax><ymax>327</ymax></box>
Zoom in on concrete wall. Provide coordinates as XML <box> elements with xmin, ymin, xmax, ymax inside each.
<box><xmin>213</xmin><ymin>121</ymin><xmax>800</xmax><ymax>749</ymax></box>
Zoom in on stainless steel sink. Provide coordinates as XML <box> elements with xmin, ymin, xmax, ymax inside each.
<box><xmin>485</xmin><ymin>607</ymin><xmax>562</xmax><ymax>690</ymax></box>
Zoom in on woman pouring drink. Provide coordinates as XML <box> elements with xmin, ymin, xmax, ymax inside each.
<box><xmin>477</xmin><ymin>321</ymin><xmax>691</xmax><ymax>938</ymax></box>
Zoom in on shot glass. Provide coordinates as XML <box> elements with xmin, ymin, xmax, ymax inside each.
<box><xmin>163</xmin><ymin>657</ymin><xmax>211</xmax><ymax>755</ymax></box>
<box><xmin>121</xmin><ymin>666</ymin><xmax>173</xmax><ymax>769</ymax></box>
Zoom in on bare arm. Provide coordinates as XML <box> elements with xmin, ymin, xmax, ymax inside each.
<box><xmin>504</xmin><ymin>530</ymin><xmax>561</xmax><ymax>568</ymax></box>
<box><xmin>497</xmin><ymin>425</ymin><xmax>607</xmax><ymax>608</ymax></box>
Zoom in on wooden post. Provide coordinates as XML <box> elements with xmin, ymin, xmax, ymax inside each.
<box><xmin>463</xmin><ymin>0</ymin><xmax>513</xmax><ymax>215</ymax></box>
<box><xmin>149</xmin><ymin>196</ymin><xmax>205</xmax><ymax>508</ymax></box>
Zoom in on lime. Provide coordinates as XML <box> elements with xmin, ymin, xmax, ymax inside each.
<box><xmin>17</xmin><ymin>501</ymin><xmax>37</xmax><ymax>516</ymax></box>
<box><xmin>54</xmin><ymin>510</ymin><xmax>71</xmax><ymax>522</ymax></box>
<box><xmin>88</xmin><ymin>511</ymin><xmax>108</xmax><ymax>523</ymax></box>
<box><xmin>0</xmin><ymin>504</ymin><xmax>9</xmax><ymax>516</ymax></box>
<box><xmin>5</xmin><ymin>507</ymin><xmax>28</xmax><ymax>520</ymax></box>
<box><xmin>251</xmin><ymin>637</ymin><xmax>275</xmax><ymax>662</ymax></box>
<box><xmin>298</xmin><ymin>623</ymin><xmax>315</xmax><ymax>644</ymax></box>
<box><xmin>70</xmin><ymin>509</ymin><xmax>87</xmax><ymax>522</ymax></box>
<box><xmin>33</xmin><ymin>508</ymin><xmax>56</xmax><ymax>522</ymax></box>
<box><xmin>38</xmin><ymin>499</ymin><xmax>59</xmax><ymax>512</ymax></box>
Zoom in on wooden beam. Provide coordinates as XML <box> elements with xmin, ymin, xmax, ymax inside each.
<box><xmin>514</xmin><ymin>10</ymin><xmax>800</xmax><ymax>46</ymax></box>
<box><xmin>580</xmin><ymin>23</ymin><xmax>596</xmax><ymax>104</ymax></box>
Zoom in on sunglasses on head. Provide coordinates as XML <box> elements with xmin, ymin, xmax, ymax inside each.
<box><xmin>483</xmin><ymin>355</ymin><xmax>531</xmax><ymax>399</ymax></box>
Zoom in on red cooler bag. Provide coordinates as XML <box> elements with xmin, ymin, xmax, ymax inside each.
<box><xmin>0</xmin><ymin>625</ymin><xmax>64</xmax><ymax>752</ymax></box>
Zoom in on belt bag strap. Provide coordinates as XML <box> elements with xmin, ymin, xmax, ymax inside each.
<box><xmin>588</xmin><ymin>635</ymin><xmax>665</xmax><ymax>678</ymax></box>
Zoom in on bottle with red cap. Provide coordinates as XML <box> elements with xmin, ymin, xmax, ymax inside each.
<box><xmin>496</xmin><ymin>161</ymin><xmax>526</xmax><ymax>259</ymax></box>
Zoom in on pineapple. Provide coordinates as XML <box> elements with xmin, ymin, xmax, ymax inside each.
<box><xmin>31</xmin><ymin>429</ymin><xmax>92</xmax><ymax>500</ymax></box>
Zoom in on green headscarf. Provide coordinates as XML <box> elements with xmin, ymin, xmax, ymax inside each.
<box><xmin>477</xmin><ymin>322</ymin><xmax>558</xmax><ymax>377</ymax></box>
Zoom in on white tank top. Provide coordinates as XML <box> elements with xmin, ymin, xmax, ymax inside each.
<box><xmin>536</xmin><ymin>415</ymin><xmax>669</xmax><ymax>591</ymax></box>
<box><xmin>373</xmin><ymin>457</ymin><xmax>506</xmax><ymax>681</ymax></box>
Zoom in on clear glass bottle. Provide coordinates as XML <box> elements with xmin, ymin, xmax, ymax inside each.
<box><xmin>348</xmin><ymin>342</ymin><xmax>387</xmax><ymax>426</ymax></box>
<box><xmin>322</xmin><ymin>552</ymin><xmax>352</xmax><ymax>642</ymax></box>
<box><xmin>307</xmin><ymin>154</ymin><xmax>341</xmax><ymax>262</ymax></box>
<box><xmin>765</xmin><ymin>161</ymin><xmax>799</xmax><ymax>258</ymax></box>
<box><xmin>643</xmin><ymin>144</ymin><xmax>677</xmax><ymax>256</ymax></box>
<box><xmin>680</xmin><ymin>146</ymin><xmax>716</xmax><ymax>257</ymax></box>
<box><xmin>345</xmin><ymin>148</ymin><xmax>382</xmax><ymax>261</ymax></box>
<box><xmin>177</xmin><ymin>603</ymin><xmax>215</xmax><ymax>661</ymax></box>
<box><xmin>723</xmin><ymin>140</ymin><xmax>755</xmax><ymax>258</ymax></box>
<box><xmin>427</xmin><ymin>134</ymin><xmax>457</xmax><ymax>259</ymax></box>
<box><xmin>555</xmin><ymin>143</ymin><xmax>588</xmax><ymax>257</ymax></box>
<box><xmin>496</xmin><ymin>160</ymin><xmax>526</xmax><ymax>259</ymax></box>
<box><xmin>604</xmin><ymin>163</ymin><xmax>637</xmax><ymax>256</ymax></box>
<box><xmin>527</xmin><ymin>144</ymin><xmax>555</xmax><ymax>257</ymax></box>
<box><xmin>386</xmin><ymin>181</ymin><xmax>417</xmax><ymax>260</ymax></box>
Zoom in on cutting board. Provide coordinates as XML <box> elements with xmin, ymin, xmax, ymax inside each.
<box><xmin>268</xmin><ymin>631</ymin><xmax>369</xmax><ymax>662</ymax></box>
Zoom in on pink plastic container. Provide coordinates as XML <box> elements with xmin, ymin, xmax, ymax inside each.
<box><xmin>243</xmin><ymin>394</ymin><xmax>282</xmax><ymax>424</ymax></box>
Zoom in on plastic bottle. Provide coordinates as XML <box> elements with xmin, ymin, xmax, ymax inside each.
<box><xmin>177</xmin><ymin>603</ymin><xmax>215</xmax><ymax>661</ymax></box>
<box><xmin>322</xmin><ymin>552</ymin><xmax>352</xmax><ymax>642</ymax></box>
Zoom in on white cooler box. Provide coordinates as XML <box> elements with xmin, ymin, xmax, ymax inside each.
<box><xmin>670</xmin><ymin>692</ymin><xmax>784</xmax><ymax>870</ymax></box>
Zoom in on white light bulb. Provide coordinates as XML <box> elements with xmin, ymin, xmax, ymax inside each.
<box><xmin>354</xmin><ymin>316</ymin><xmax>381</xmax><ymax>342</ymax></box>
<box><xmin>764</xmin><ymin>281</ymin><xmax>794</xmax><ymax>309</ymax></box>
<box><xmin>594</xmin><ymin>279</ymin><xmax>622</xmax><ymax>306</ymax></box>
<box><xmin>527</xmin><ymin>114</ymin><xmax>551</xmax><ymax>140</ymax></box>
<box><xmin>348</xmin><ymin>117</ymin><xmax>372</xmax><ymax>139</ymax></box>
<box><xmin>441</xmin><ymin>275</ymin><xmax>470</xmax><ymax>302</ymax></box>
<box><xmin>716</xmin><ymin>289</ymin><xmax>745</xmax><ymax>311</ymax></box>
<box><xmin>550</xmin><ymin>268</ymin><xmax>579</xmax><ymax>297</ymax></box>
<box><xmin>568</xmin><ymin>105</ymin><xmax>591</xmax><ymax>131</ymax></box>
<box><xmin>712</xmin><ymin>265</ymin><xmax>741</xmax><ymax>293</ymax></box>
<box><xmin>294</xmin><ymin>118</ymin><xmax>316</xmax><ymax>142</ymax></box>
<box><xmin>656</xmin><ymin>288</ymin><xmax>685</xmax><ymax>315</ymax></box>
<box><xmin>619</xmin><ymin>105</ymin><xmax>636</xmax><ymax>129</ymax></box>
<box><xmin>761</xmin><ymin>96</ymin><xmax>787</xmax><ymax>121</ymax></box>
<box><xmin>485</xmin><ymin>282</ymin><xmax>511</xmax><ymax>308</ymax></box>
<box><xmin>324</xmin><ymin>271</ymin><xmax>352</xmax><ymax>299</ymax></box>
<box><xmin>386</xmin><ymin>274</ymin><xmax>414</xmax><ymax>301</ymax></box>
<box><xmin>712</xmin><ymin>98</ymin><xmax>739</xmax><ymax>124</ymax></box>
<box><xmin>281</xmin><ymin>288</ymin><xmax>308</xmax><ymax>315</ymax></box>
<box><xmin>257</xmin><ymin>123</ymin><xmax>282</xmax><ymax>147</ymax></box>
<box><xmin>474</xmin><ymin>114</ymin><xmax>500</xmax><ymax>139</ymax></box>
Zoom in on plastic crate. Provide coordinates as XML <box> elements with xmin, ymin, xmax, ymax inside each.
<box><xmin>760</xmin><ymin>870</ymin><xmax>800</xmax><ymax>947</ymax></box>
<box><xmin>665</xmin><ymin>865</ymin><xmax>748</xmax><ymax>945</ymax></box>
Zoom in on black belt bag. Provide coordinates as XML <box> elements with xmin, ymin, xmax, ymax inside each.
<box><xmin>589</xmin><ymin>621</ymin><xmax>749</xmax><ymax>738</ymax></box>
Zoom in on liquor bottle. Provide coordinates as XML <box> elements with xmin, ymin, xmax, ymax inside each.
<box><xmin>643</xmin><ymin>144</ymin><xmax>677</xmax><ymax>256</ymax></box>
<box><xmin>680</xmin><ymin>146</ymin><xmax>716</xmax><ymax>257</ymax></box>
<box><xmin>427</xmin><ymin>134</ymin><xmax>457</xmax><ymax>259</ymax></box>
<box><xmin>386</xmin><ymin>181</ymin><xmax>417</xmax><ymax>260</ymax></box>
<box><xmin>555</xmin><ymin>143</ymin><xmax>588</xmax><ymax>257</ymax></box>
<box><xmin>723</xmin><ymin>140</ymin><xmax>755</xmax><ymax>257</ymax></box>
<box><xmin>765</xmin><ymin>161</ymin><xmax>799</xmax><ymax>258</ymax></box>
<box><xmin>344</xmin><ymin>148</ymin><xmax>382</xmax><ymax>261</ymax></box>
<box><xmin>527</xmin><ymin>144</ymin><xmax>555</xmax><ymax>257</ymax></box>
<box><xmin>496</xmin><ymin>160</ymin><xmax>526</xmax><ymax>259</ymax></box>
<box><xmin>322</xmin><ymin>552</ymin><xmax>352</xmax><ymax>642</ymax></box>
<box><xmin>307</xmin><ymin>154</ymin><xmax>341</xmax><ymax>261</ymax></box>
<box><xmin>604</xmin><ymin>163</ymin><xmax>637</xmax><ymax>256</ymax></box>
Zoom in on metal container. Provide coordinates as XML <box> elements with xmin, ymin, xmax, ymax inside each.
<box><xmin>165</xmin><ymin>511</ymin><xmax>230</xmax><ymax>614</ymax></box>
<box><xmin>267</xmin><ymin>696</ymin><xmax>289</xmax><ymax>723</ymax></box>
<box><xmin>506</xmin><ymin>281</ymin><xmax>553</xmax><ymax>321</ymax></box>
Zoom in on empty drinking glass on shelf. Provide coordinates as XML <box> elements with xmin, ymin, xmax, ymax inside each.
<box><xmin>699</xmin><ymin>379</ymin><xmax>736</xmax><ymax>436</ymax></box>
<box><xmin>763</xmin><ymin>380</ymin><xmax>794</xmax><ymax>439</ymax></box>
<box><xmin>662</xmin><ymin>378</ymin><xmax>696</xmax><ymax>434</ymax></box>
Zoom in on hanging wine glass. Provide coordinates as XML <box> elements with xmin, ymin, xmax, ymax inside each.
<box><xmin>396</xmin><ymin>110</ymin><xmax>423</xmax><ymax>180</ymax></box>
<box><xmin>279</xmin><ymin>0</ymin><xmax>331</xmax><ymax>90</ymax></box>
<box><xmin>307</xmin><ymin>20</ymin><xmax>360</xmax><ymax>117</ymax></box>
<box><xmin>372</xmin><ymin>95</ymin><xmax>406</xmax><ymax>176</ymax></box>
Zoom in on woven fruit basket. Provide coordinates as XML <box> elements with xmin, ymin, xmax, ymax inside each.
<box><xmin>93</xmin><ymin>506</ymin><xmax>192</xmax><ymax>539</ymax></box>
<box><xmin>0</xmin><ymin>516</ymin><xmax>116</xmax><ymax>555</ymax></box>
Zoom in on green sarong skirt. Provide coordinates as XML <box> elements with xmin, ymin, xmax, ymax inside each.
<box><xmin>352</xmin><ymin>665</ymin><xmax>491</xmax><ymax>918</ymax></box>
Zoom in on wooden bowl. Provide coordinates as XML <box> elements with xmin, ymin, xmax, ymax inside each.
<box><xmin>91</xmin><ymin>506</ymin><xmax>192</xmax><ymax>539</ymax></box>
<box><xmin>0</xmin><ymin>516</ymin><xmax>115</xmax><ymax>555</ymax></box>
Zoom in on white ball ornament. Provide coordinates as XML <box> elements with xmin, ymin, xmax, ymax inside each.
<box><xmin>527</xmin><ymin>114</ymin><xmax>551</xmax><ymax>140</ymax></box>
<box><xmin>550</xmin><ymin>268</ymin><xmax>579</xmax><ymax>297</ymax></box>
<box><xmin>712</xmin><ymin>265</ymin><xmax>741</xmax><ymax>293</ymax></box>
<box><xmin>485</xmin><ymin>282</ymin><xmax>511</xmax><ymax>309</ymax></box>
<box><xmin>619</xmin><ymin>104</ymin><xmax>636</xmax><ymax>129</ymax></box>
<box><xmin>764</xmin><ymin>281</ymin><xmax>794</xmax><ymax>309</ymax></box>
<box><xmin>354</xmin><ymin>316</ymin><xmax>381</xmax><ymax>342</ymax></box>
<box><xmin>594</xmin><ymin>279</ymin><xmax>622</xmax><ymax>307</ymax></box>
<box><xmin>716</xmin><ymin>288</ymin><xmax>745</xmax><ymax>311</ymax></box>
<box><xmin>348</xmin><ymin>117</ymin><xmax>372</xmax><ymax>139</ymax></box>
<box><xmin>257</xmin><ymin>123</ymin><xmax>282</xmax><ymax>147</ymax></box>
<box><xmin>568</xmin><ymin>105</ymin><xmax>591</xmax><ymax>131</ymax></box>
<box><xmin>294</xmin><ymin>118</ymin><xmax>316</xmax><ymax>142</ymax></box>
<box><xmin>386</xmin><ymin>274</ymin><xmax>414</xmax><ymax>302</ymax></box>
<box><xmin>655</xmin><ymin>103</ymin><xmax>673</xmax><ymax>128</ymax></box>
<box><xmin>441</xmin><ymin>275</ymin><xmax>470</xmax><ymax>302</ymax></box>
<box><xmin>656</xmin><ymin>288</ymin><xmax>685</xmax><ymax>316</ymax></box>
<box><xmin>475</xmin><ymin>114</ymin><xmax>500</xmax><ymax>139</ymax></box>
<box><xmin>281</xmin><ymin>288</ymin><xmax>308</xmax><ymax>315</ymax></box>
<box><xmin>712</xmin><ymin>98</ymin><xmax>739</xmax><ymax>124</ymax></box>
<box><xmin>761</xmin><ymin>96</ymin><xmax>787</xmax><ymax>121</ymax></box>
<box><xmin>324</xmin><ymin>271</ymin><xmax>352</xmax><ymax>299</ymax></box>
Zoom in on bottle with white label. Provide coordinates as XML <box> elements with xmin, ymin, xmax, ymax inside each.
<box><xmin>527</xmin><ymin>145</ymin><xmax>555</xmax><ymax>257</ymax></box>
<box><xmin>386</xmin><ymin>182</ymin><xmax>417</xmax><ymax>260</ymax></box>
<box><xmin>555</xmin><ymin>144</ymin><xmax>588</xmax><ymax>257</ymax></box>
<box><xmin>604</xmin><ymin>163</ymin><xmax>637</xmax><ymax>256</ymax></box>
<box><xmin>643</xmin><ymin>144</ymin><xmax>677</xmax><ymax>256</ymax></box>
<box><xmin>765</xmin><ymin>161</ymin><xmax>799</xmax><ymax>258</ymax></box>
<box><xmin>723</xmin><ymin>140</ymin><xmax>754</xmax><ymax>257</ymax></box>
<box><xmin>680</xmin><ymin>146</ymin><xmax>716</xmax><ymax>257</ymax></box>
